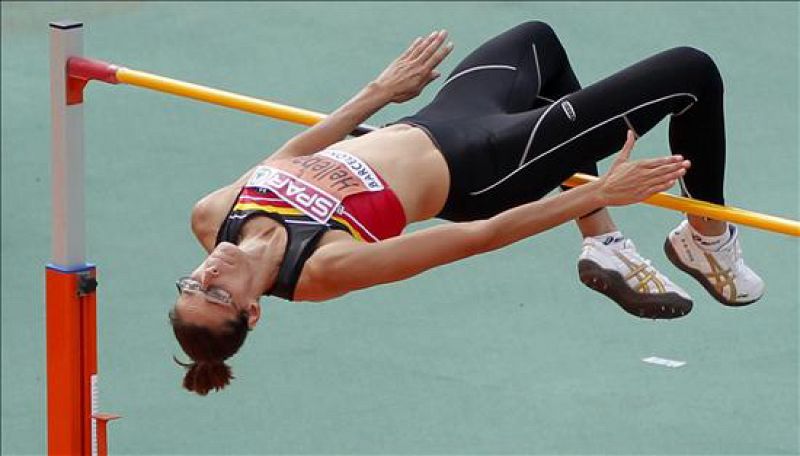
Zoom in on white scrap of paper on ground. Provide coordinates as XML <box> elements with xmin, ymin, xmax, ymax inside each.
<box><xmin>642</xmin><ymin>356</ymin><xmax>686</xmax><ymax>368</ymax></box>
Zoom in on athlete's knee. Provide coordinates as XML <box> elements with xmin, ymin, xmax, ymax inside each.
<box><xmin>511</xmin><ymin>21</ymin><xmax>569</xmax><ymax>59</ymax></box>
<box><xmin>668</xmin><ymin>46</ymin><xmax>724</xmax><ymax>93</ymax></box>
<box><xmin>669</xmin><ymin>46</ymin><xmax>719</xmax><ymax>73</ymax></box>
<box><xmin>515</xmin><ymin>21</ymin><xmax>559</xmax><ymax>42</ymax></box>
<box><xmin>518</xmin><ymin>21</ymin><xmax>555</xmax><ymax>34</ymax></box>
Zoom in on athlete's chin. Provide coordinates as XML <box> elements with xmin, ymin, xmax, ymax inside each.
<box><xmin>211</xmin><ymin>242</ymin><xmax>245</xmax><ymax>265</ymax></box>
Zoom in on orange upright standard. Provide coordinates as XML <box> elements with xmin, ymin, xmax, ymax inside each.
<box><xmin>47</xmin><ymin>20</ymin><xmax>118</xmax><ymax>456</ymax></box>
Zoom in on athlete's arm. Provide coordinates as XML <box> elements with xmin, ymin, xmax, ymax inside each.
<box><xmin>297</xmin><ymin>133</ymin><xmax>691</xmax><ymax>301</ymax></box>
<box><xmin>190</xmin><ymin>33</ymin><xmax>452</xmax><ymax>249</ymax></box>
<box><xmin>299</xmin><ymin>182</ymin><xmax>607</xmax><ymax>301</ymax></box>
<box><xmin>268</xmin><ymin>30</ymin><xmax>453</xmax><ymax>161</ymax></box>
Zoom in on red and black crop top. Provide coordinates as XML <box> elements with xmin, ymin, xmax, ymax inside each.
<box><xmin>215</xmin><ymin>150</ymin><xmax>406</xmax><ymax>300</ymax></box>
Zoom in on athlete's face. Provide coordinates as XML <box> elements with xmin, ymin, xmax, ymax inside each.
<box><xmin>174</xmin><ymin>242</ymin><xmax>262</xmax><ymax>330</ymax></box>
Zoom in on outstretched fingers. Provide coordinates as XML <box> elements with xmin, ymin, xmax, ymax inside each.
<box><xmin>648</xmin><ymin>172</ymin><xmax>682</xmax><ymax>193</ymax></box>
<box><xmin>407</xmin><ymin>31</ymin><xmax>440</xmax><ymax>60</ymax></box>
<box><xmin>644</xmin><ymin>162</ymin><xmax>690</xmax><ymax>195</ymax></box>
<box><xmin>601</xmin><ymin>130</ymin><xmax>693</xmax><ymax>205</ymax></box>
<box><xmin>375</xmin><ymin>29</ymin><xmax>455</xmax><ymax>103</ymax></box>
<box><xmin>640</xmin><ymin>154</ymin><xmax>686</xmax><ymax>168</ymax></box>
<box><xmin>412</xmin><ymin>30</ymin><xmax>450</xmax><ymax>65</ymax></box>
<box><xmin>426</xmin><ymin>43</ymin><xmax>454</xmax><ymax>74</ymax></box>
<box><xmin>646</xmin><ymin>159</ymin><xmax>691</xmax><ymax>178</ymax></box>
<box><xmin>400</xmin><ymin>37</ymin><xmax>424</xmax><ymax>60</ymax></box>
<box><xmin>640</xmin><ymin>159</ymin><xmax>692</xmax><ymax>176</ymax></box>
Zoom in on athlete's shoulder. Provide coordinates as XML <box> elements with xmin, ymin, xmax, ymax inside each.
<box><xmin>191</xmin><ymin>184</ymin><xmax>243</xmax><ymax>251</ymax></box>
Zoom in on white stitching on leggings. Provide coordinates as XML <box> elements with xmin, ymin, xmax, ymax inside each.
<box><xmin>532</xmin><ymin>43</ymin><xmax>542</xmax><ymax>95</ymax></box>
<box><xmin>622</xmin><ymin>115</ymin><xmax>640</xmax><ymax>138</ymax></box>
<box><xmin>517</xmin><ymin>95</ymin><xmax>569</xmax><ymax>167</ymax></box>
<box><xmin>440</xmin><ymin>65</ymin><xmax>517</xmax><ymax>91</ymax></box>
<box><xmin>678</xmin><ymin>176</ymin><xmax>693</xmax><ymax>199</ymax></box>
<box><xmin>672</xmin><ymin>100</ymin><xmax>696</xmax><ymax>117</ymax></box>
<box><xmin>532</xmin><ymin>43</ymin><xmax>556</xmax><ymax>103</ymax></box>
<box><xmin>470</xmin><ymin>92</ymin><xmax>699</xmax><ymax>196</ymax></box>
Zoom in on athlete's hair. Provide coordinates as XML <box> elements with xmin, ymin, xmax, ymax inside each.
<box><xmin>169</xmin><ymin>307</ymin><xmax>250</xmax><ymax>395</ymax></box>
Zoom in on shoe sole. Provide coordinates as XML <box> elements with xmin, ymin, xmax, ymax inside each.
<box><xmin>577</xmin><ymin>259</ymin><xmax>692</xmax><ymax>319</ymax></box>
<box><xmin>663</xmin><ymin>238</ymin><xmax>759</xmax><ymax>307</ymax></box>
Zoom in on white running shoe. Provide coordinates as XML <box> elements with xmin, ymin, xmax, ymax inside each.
<box><xmin>664</xmin><ymin>220</ymin><xmax>765</xmax><ymax>306</ymax></box>
<box><xmin>578</xmin><ymin>237</ymin><xmax>693</xmax><ymax>319</ymax></box>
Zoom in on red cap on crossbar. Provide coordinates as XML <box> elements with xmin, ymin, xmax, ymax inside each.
<box><xmin>66</xmin><ymin>57</ymin><xmax>120</xmax><ymax>105</ymax></box>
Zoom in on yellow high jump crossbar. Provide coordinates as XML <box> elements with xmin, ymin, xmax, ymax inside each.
<box><xmin>68</xmin><ymin>56</ymin><xmax>800</xmax><ymax>237</ymax></box>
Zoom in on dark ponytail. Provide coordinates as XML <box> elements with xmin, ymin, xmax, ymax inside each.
<box><xmin>173</xmin><ymin>358</ymin><xmax>234</xmax><ymax>396</ymax></box>
<box><xmin>169</xmin><ymin>308</ymin><xmax>249</xmax><ymax>396</ymax></box>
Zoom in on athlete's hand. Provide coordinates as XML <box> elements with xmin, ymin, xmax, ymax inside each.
<box><xmin>373</xmin><ymin>30</ymin><xmax>454</xmax><ymax>103</ymax></box>
<box><xmin>598</xmin><ymin>130</ymin><xmax>691</xmax><ymax>206</ymax></box>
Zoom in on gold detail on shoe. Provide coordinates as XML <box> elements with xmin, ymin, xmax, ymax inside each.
<box><xmin>614</xmin><ymin>252</ymin><xmax>667</xmax><ymax>294</ymax></box>
<box><xmin>703</xmin><ymin>252</ymin><xmax>737</xmax><ymax>300</ymax></box>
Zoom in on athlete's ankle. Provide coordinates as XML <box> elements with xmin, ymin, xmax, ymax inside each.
<box><xmin>587</xmin><ymin>230</ymin><xmax>626</xmax><ymax>249</ymax></box>
<box><xmin>687</xmin><ymin>220</ymin><xmax>731</xmax><ymax>251</ymax></box>
<box><xmin>687</xmin><ymin>215</ymin><xmax>727</xmax><ymax>236</ymax></box>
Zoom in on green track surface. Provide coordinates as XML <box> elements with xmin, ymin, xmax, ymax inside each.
<box><xmin>2</xmin><ymin>2</ymin><xmax>798</xmax><ymax>455</ymax></box>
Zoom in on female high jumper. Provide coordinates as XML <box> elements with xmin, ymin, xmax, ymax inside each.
<box><xmin>170</xmin><ymin>22</ymin><xmax>764</xmax><ymax>395</ymax></box>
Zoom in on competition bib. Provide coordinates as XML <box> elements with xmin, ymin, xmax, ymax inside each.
<box><xmin>246</xmin><ymin>150</ymin><xmax>384</xmax><ymax>223</ymax></box>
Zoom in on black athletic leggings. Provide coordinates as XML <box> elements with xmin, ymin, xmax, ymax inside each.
<box><xmin>396</xmin><ymin>21</ymin><xmax>726</xmax><ymax>222</ymax></box>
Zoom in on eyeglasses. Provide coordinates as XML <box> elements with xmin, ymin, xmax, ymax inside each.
<box><xmin>175</xmin><ymin>276</ymin><xmax>234</xmax><ymax>306</ymax></box>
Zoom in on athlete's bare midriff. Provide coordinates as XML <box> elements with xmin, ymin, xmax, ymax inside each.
<box><xmin>328</xmin><ymin>124</ymin><xmax>450</xmax><ymax>222</ymax></box>
<box><xmin>192</xmin><ymin>124</ymin><xmax>451</xmax><ymax>252</ymax></box>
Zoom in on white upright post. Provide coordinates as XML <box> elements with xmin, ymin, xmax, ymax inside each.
<box><xmin>50</xmin><ymin>20</ymin><xmax>85</xmax><ymax>269</ymax></box>
<box><xmin>48</xmin><ymin>20</ymin><xmax>101</xmax><ymax>456</ymax></box>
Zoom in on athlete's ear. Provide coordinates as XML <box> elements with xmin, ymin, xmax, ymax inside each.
<box><xmin>246</xmin><ymin>300</ymin><xmax>261</xmax><ymax>329</ymax></box>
